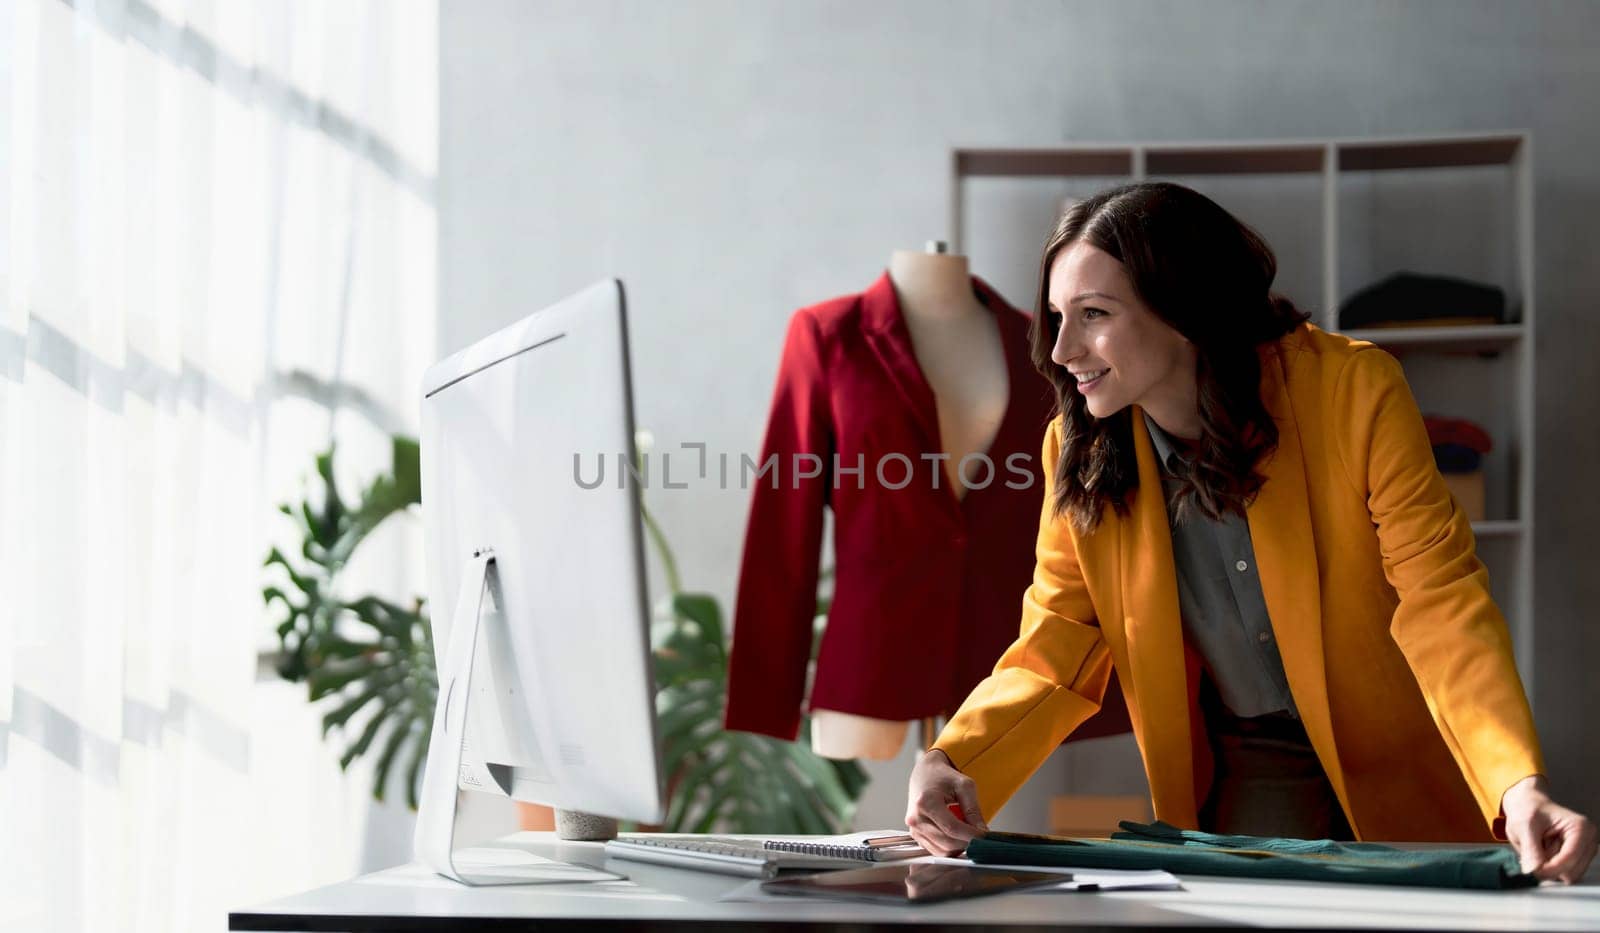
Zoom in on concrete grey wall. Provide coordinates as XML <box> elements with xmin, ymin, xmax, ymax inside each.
<box><xmin>441</xmin><ymin>0</ymin><xmax>1600</xmax><ymax>831</ymax></box>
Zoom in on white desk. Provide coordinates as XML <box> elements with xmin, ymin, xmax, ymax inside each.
<box><xmin>230</xmin><ymin>832</ymin><xmax>1600</xmax><ymax>931</ymax></box>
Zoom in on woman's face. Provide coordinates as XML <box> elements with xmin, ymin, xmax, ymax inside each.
<box><xmin>1047</xmin><ymin>241</ymin><xmax>1198</xmax><ymax>427</ymax></box>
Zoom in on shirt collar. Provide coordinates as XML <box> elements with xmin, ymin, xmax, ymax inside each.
<box><xmin>1142</xmin><ymin>409</ymin><xmax>1189</xmax><ymax>477</ymax></box>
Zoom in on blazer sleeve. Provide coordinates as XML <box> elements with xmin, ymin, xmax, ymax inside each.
<box><xmin>932</xmin><ymin>418</ymin><xmax>1115</xmax><ymax>821</ymax></box>
<box><xmin>1335</xmin><ymin>347</ymin><xmax>1544</xmax><ymax>833</ymax></box>
<box><xmin>723</xmin><ymin>309</ymin><xmax>833</xmax><ymax>741</ymax></box>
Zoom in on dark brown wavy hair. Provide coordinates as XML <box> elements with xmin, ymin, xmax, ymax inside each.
<box><xmin>1029</xmin><ymin>182</ymin><xmax>1310</xmax><ymax>534</ymax></box>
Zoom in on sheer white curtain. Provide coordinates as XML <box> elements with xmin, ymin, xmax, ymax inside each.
<box><xmin>1</xmin><ymin>1</ymin><xmax>437</xmax><ymax>930</ymax></box>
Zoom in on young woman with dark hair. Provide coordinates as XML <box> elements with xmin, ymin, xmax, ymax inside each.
<box><xmin>904</xmin><ymin>182</ymin><xmax>1596</xmax><ymax>883</ymax></box>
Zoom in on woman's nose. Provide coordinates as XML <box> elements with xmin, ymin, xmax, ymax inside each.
<box><xmin>1051</xmin><ymin>318</ymin><xmax>1080</xmax><ymax>367</ymax></box>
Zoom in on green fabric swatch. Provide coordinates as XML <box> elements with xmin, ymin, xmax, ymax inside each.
<box><xmin>966</xmin><ymin>820</ymin><xmax>1533</xmax><ymax>891</ymax></box>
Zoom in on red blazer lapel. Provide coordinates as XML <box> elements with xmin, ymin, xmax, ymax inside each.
<box><xmin>976</xmin><ymin>275</ymin><xmax>1054</xmax><ymax>455</ymax></box>
<box><xmin>860</xmin><ymin>273</ymin><xmax>940</xmax><ymax>449</ymax></box>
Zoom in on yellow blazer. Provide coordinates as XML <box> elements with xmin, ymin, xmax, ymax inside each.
<box><xmin>934</xmin><ymin>323</ymin><xmax>1542</xmax><ymax>842</ymax></box>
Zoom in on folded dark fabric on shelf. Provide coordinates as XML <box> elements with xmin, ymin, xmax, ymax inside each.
<box><xmin>1340</xmin><ymin>272</ymin><xmax>1506</xmax><ymax>329</ymax></box>
<box><xmin>966</xmin><ymin>820</ymin><xmax>1532</xmax><ymax>890</ymax></box>
<box><xmin>1433</xmin><ymin>443</ymin><xmax>1482</xmax><ymax>473</ymax></box>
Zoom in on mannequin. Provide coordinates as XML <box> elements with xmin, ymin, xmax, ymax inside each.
<box><xmin>809</xmin><ymin>242</ymin><xmax>1012</xmax><ymax>761</ymax></box>
<box><xmin>724</xmin><ymin>245</ymin><xmax>1115</xmax><ymax>763</ymax></box>
<box><xmin>891</xmin><ymin>242</ymin><xmax>1011</xmax><ymax>498</ymax></box>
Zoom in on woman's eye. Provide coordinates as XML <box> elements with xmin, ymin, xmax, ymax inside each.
<box><xmin>1082</xmin><ymin>307</ymin><xmax>1106</xmax><ymax>320</ymax></box>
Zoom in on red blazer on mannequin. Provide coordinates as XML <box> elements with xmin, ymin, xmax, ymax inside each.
<box><xmin>725</xmin><ymin>272</ymin><xmax>1131</xmax><ymax>742</ymax></box>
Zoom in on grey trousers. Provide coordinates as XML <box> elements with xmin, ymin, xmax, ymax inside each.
<box><xmin>1198</xmin><ymin>687</ymin><xmax>1355</xmax><ymax>841</ymax></box>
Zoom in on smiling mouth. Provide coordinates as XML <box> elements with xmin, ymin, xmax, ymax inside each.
<box><xmin>1072</xmin><ymin>368</ymin><xmax>1109</xmax><ymax>391</ymax></box>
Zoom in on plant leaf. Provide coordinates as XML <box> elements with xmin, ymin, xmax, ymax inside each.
<box><xmin>263</xmin><ymin>434</ymin><xmax>868</xmax><ymax>823</ymax></box>
<box><xmin>340</xmin><ymin>705</ymin><xmax>394</xmax><ymax>770</ymax></box>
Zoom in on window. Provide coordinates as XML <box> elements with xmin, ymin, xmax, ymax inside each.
<box><xmin>0</xmin><ymin>2</ymin><xmax>438</xmax><ymax>929</ymax></box>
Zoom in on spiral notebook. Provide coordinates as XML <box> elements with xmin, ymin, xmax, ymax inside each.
<box><xmin>762</xmin><ymin>831</ymin><xmax>927</xmax><ymax>862</ymax></box>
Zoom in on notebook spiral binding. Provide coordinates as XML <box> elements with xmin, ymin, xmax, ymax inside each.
<box><xmin>762</xmin><ymin>840</ymin><xmax>878</xmax><ymax>861</ymax></box>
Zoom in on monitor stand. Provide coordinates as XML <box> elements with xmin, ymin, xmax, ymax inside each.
<box><xmin>413</xmin><ymin>549</ymin><xmax>625</xmax><ymax>885</ymax></box>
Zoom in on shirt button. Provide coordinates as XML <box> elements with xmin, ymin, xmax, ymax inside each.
<box><xmin>1258</xmin><ymin>631</ymin><xmax>1271</xmax><ymax>644</ymax></box>
<box><xmin>1235</xmin><ymin>560</ymin><xmax>1249</xmax><ymax>572</ymax></box>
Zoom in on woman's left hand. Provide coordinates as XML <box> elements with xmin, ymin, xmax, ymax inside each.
<box><xmin>1500</xmin><ymin>774</ymin><xmax>1598</xmax><ymax>883</ymax></box>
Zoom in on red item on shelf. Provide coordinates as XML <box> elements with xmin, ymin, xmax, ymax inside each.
<box><xmin>1422</xmin><ymin>416</ymin><xmax>1492</xmax><ymax>455</ymax></box>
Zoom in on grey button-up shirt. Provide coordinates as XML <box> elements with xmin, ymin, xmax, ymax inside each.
<box><xmin>1143</xmin><ymin>412</ymin><xmax>1297</xmax><ymax>719</ymax></box>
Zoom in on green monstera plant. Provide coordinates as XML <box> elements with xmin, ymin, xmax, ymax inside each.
<box><xmin>263</xmin><ymin>436</ymin><xmax>867</xmax><ymax>832</ymax></box>
<box><xmin>263</xmin><ymin>437</ymin><xmax>437</xmax><ymax>807</ymax></box>
<box><xmin>640</xmin><ymin>508</ymin><xmax>867</xmax><ymax>833</ymax></box>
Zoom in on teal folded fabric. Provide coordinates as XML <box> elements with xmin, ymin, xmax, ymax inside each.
<box><xmin>966</xmin><ymin>821</ymin><xmax>1532</xmax><ymax>890</ymax></box>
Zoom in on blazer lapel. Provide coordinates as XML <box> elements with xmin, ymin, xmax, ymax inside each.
<box><xmin>978</xmin><ymin>276</ymin><xmax>1053</xmax><ymax>450</ymax></box>
<box><xmin>860</xmin><ymin>273</ymin><xmax>941</xmax><ymax>448</ymax></box>
<box><xmin>1245</xmin><ymin>346</ymin><xmax>1349</xmax><ymax>810</ymax></box>
<box><xmin>1119</xmin><ymin>408</ymin><xmax>1200</xmax><ymax>827</ymax></box>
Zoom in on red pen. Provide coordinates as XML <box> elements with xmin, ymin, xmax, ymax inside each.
<box><xmin>948</xmin><ymin>802</ymin><xmax>967</xmax><ymax>822</ymax></box>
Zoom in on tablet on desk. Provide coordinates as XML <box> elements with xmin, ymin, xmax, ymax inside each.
<box><xmin>760</xmin><ymin>862</ymin><xmax>1067</xmax><ymax>905</ymax></box>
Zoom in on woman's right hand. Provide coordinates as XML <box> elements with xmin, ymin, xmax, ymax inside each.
<box><xmin>904</xmin><ymin>748</ymin><xmax>989</xmax><ymax>856</ymax></box>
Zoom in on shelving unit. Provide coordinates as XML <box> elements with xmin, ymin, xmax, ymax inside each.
<box><xmin>1342</xmin><ymin>324</ymin><xmax>1524</xmax><ymax>354</ymax></box>
<box><xmin>951</xmin><ymin>132</ymin><xmax>1536</xmax><ymax>690</ymax></box>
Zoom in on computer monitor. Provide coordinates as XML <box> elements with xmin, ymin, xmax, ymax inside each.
<box><xmin>414</xmin><ymin>279</ymin><xmax>664</xmax><ymax>885</ymax></box>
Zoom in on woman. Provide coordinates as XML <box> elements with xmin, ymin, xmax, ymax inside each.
<box><xmin>904</xmin><ymin>182</ymin><xmax>1596</xmax><ymax>884</ymax></box>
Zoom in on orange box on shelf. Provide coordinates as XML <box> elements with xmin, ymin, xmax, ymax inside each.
<box><xmin>1441</xmin><ymin>470</ymin><xmax>1486</xmax><ymax>523</ymax></box>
